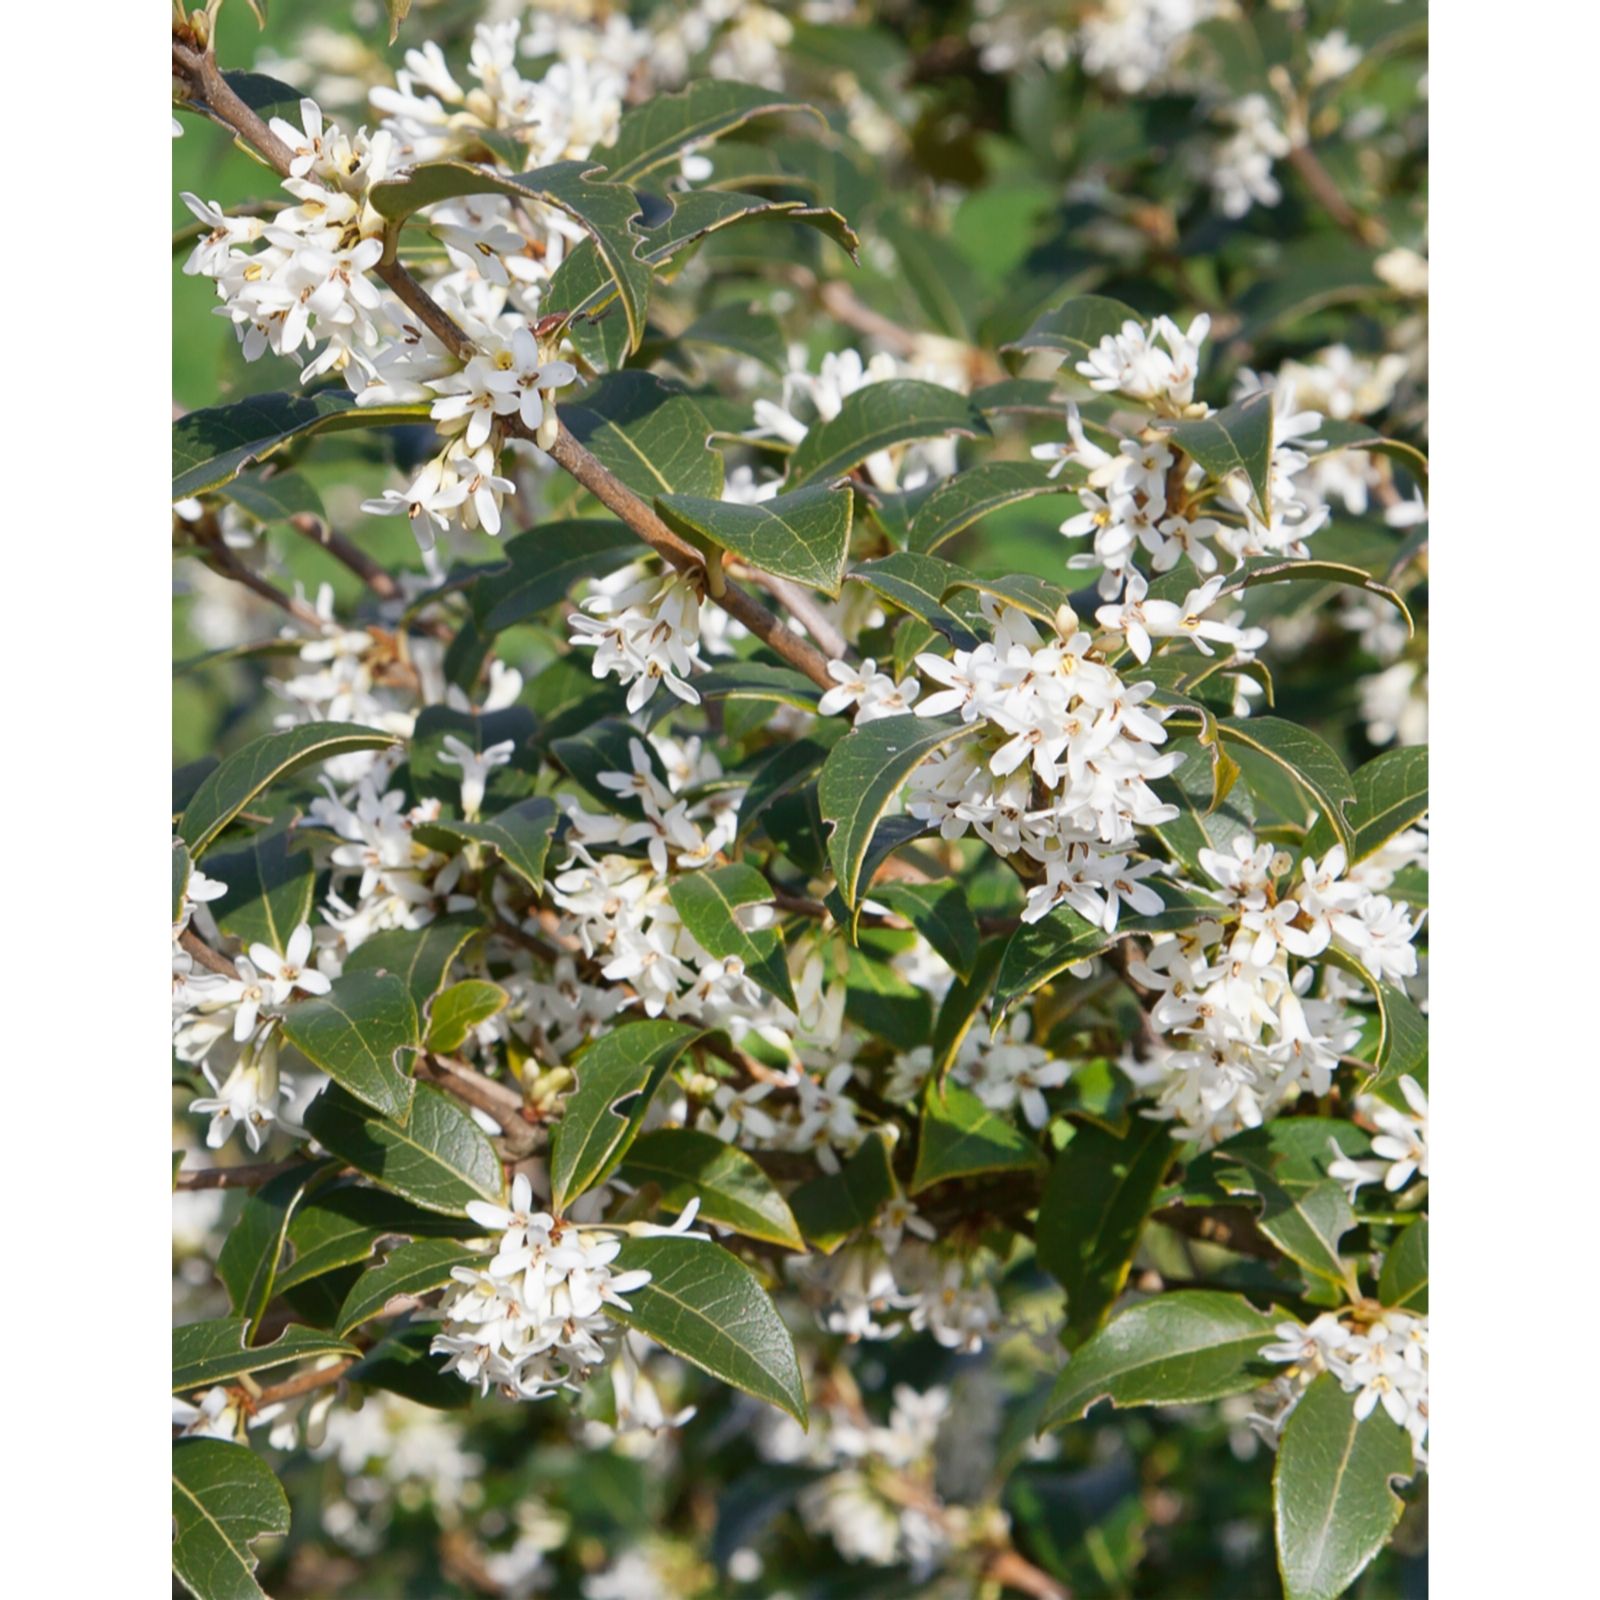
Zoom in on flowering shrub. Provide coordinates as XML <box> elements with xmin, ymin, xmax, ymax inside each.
<box><xmin>171</xmin><ymin>2</ymin><xmax>1428</xmax><ymax>1596</ymax></box>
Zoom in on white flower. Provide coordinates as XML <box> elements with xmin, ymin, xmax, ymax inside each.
<box><xmin>249</xmin><ymin>923</ymin><xmax>332</xmax><ymax>1005</ymax></box>
<box><xmin>438</xmin><ymin>734</ymin><xmax>516</xmax><ymax>818</ymax></box>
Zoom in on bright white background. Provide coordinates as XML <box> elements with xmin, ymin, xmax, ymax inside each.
<box><xmin>0</xmin><ymin>1</ymin><xmax>1588</xmax><ymax>1589</ymax></box>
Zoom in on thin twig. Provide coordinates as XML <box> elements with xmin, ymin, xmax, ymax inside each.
<box><xmin>290</xmin><ymin>513</ymin><xmax>402</xmax><ymax>600</ymax></box>
<box><xmin>252</xmin><ymin>1358</ymin><xmax>357</xmax><ymax>1407</ymax></box>
<box><xmin>1287</xmin><ymin>141</ymin><xmax>1387</xmax><ymax>248</ymax></box>
<box><xmin>175</xmin><ymin>1158</ymin><xmax>308</xmax><ymax>1191</ymax></box>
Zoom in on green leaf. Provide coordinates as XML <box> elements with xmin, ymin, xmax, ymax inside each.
<box><xmin>370</xmin><ymin>160</ymin><xmax>651</xmax><ymax>351</ymax></box>
<box><xmin>342</xmin><ymin>915</ymin><xmax>483</xmax><ymax>1012</ymax></box>
<box><xmin>1163</xmin><ymin>390</ymin><xmax>1276</xmax><ymax>521</ymax></box>
<box><xmin>215</xmin><ymin>1163</ymin><xmax>328</xmax><ymax>1334</ymax></box>
<box><xmin>281</xmin><ymin>971</ymin><xmax>419</xmax><ymax>1123</ymax></box>
<box><xmin>1274</xmin><ymin>1374</ymin><xmax>1414</xmax><ymax>1600</ymax></box>
<box><xmin>695</xmin><ymin>660</ymin><xmax>824</xmax><ymax>712</ymax></box>
<box><xmin>1304</xmin><ymin>746</ymin><xmax>1428</xmax><ymax>866</ymax></box>
<box><xmin>1217</xmin><ymin>718</ymin><xmax>1357</xmax><ymax>852</ymax></box>
<box><xmin>818</xmin><ymin>714</ymin><xmax>974</xmax><ymax>917</ymax></box>
<box><xmin>786</xmin><ymin>1130</ymin><xmax>899</xmax><ymax>1253</ymax></box>
<box><xmin>929</xmin><ymin>938</ymin><xmax>1003</xmax><ymax>1078</ymax></box>
<box><xmin>849</xmin><ymin>552</ymin><xmax>981</xmax><ymax>650</ymax></box>
<box><xmin>943</xmin><ymin>572</ymin><xmax>1076</xmax><ymax>627</ymax></box>
<box><xmin>550</xmin><ymin>1020</ymin><xmax>705</xmax><ymax>1212</ymax></box>
<box><xmin>1002</xmin><ymin>295</ymin><xmax>1141</xmax><ymax>362</ymax></box>
<box><xmin>178</xmin><ymin>722</ymin><xmax>399</xmax><ymax>856</ymax></box>
<box><xmin>1151</xmin><ymin>736</ymin><xmax>1258</xmax><ymax>878</ymax></box>
<box><xmin>424</xmin><ymin>979</ymin><xmax>509</xmax><ymax>1054</ymax></box>
<box><xmin>1042</xmin><ymin>1291</ymin><xmax>1278</xmax><ymax>1429</ymax></box>
<box><xmin>565</xmin><ymin>372</ymin><xmax>723</xmax><ymax>498</ymax></box>
<box><xmin>171</xmin><ymin>1439</ymin><xmax>290</xmax><ymax>1600</ymax></box>
<box><xmin>873</xmin><ymin>880</ymin><xmax>979</xmax><ymax>980</ymax></box>
<box><xmin>618</xmin><ymin>1128</ymin><xmax>803</xmax><ymax>1250</ymax></box>
<box><xmin>1145</xmin><ymin>556</ymin><xmax>1413</xmax><ymax>638</ymax></box>
<box><xmin>416</xmin><ymin>797</ymin><xmax>561</xmax><ymax>892</ymax></box>
<box><xmin>468</xmin><ymin>521</ymin><xmax>638</xmax><ymax>633</ymax></box>
<box><xmin>1227</xmin><ymin>1174</ymin><xmax>1357</xmax><ymax>1299</ymax></box>
<box><xmin>607</xmin><ymin>1237</ymin><xmax>807</xmax><ymax>1425</ymax></box>
<box><xmin>173</xmin><ymin>838</ymin><xmax>192</xmax><ymax>926</ymax></box>
<box><xmin>992</xmin><ymin>884</ymin><xmax>1213</xmax><ymax>1021</ymax></box>
<box><xmin>275</xmin><ymin>1186</ymin><xmax>472</xmax><ymax>1295</ymax></box>
<box><xmin>911</xmin><ymin>1083</ymin><xmax>1045</xmax><ymax>1194</ymax></box>
<box><xmin>1309</xmin><ymin>419</ymin><xmax>1429</xmax><ymax>496</ymax></box>
<box><xmin>668</xmin><ymin>863</ymin><xmax>796</xmax><ymax>1010</ymax></box>
<box><xmin>303</xmin><ymin>1084</ymin><xmax>502</xmax><ymax>1216</ymax></box>
<box><xmin>336</xmin><ymin>1239</ymin><xmax>484</xmax><ymax>1337</ymax></box>
<box><xmin>786</xmin><ymin>381</ymin><xmax>991</xmax><ymax>487</ymax></box>
<box><xmin>1367</xmin><ymin>981</ymin><xmax>1428</xmax><ymax>1101</ymax></box>
<box><xmin>909</xmin><ymin>461</ymin><xmax>1081</xmax><ymax>554</ymax></box>
<box><xmin>1378</xmin><ymin>1219</ymin><xmax>1428</xmax><ymax>1313</ymax></box>
<box><xmin>551</xmin><ymin>717</ymin><xmax>671</xmax><ymax>818</ymax></box>
<box><xmin>639</xmin><ymin>190</ymin><xmax>858</xmax><ymax>266</ymax></box>
<box><xmin>220</xmin><ymin>468</ymin><xmax>325</xmax><ymax>525</ymax></box>
<box><xmin>348</xmin><ymin>1323</ymin><xmax>470</xmax><ymax>1410</ymax></box>
<box><xmin>172</xmin><ymin>1318</ymin><xmax>357</xmax><ymax>1392</ymax></box>
<box><xmin>204</xmin><ymin>817</ymin><xmax>316</xmax><ymax>955</ymax></box>
<box><xmin>680</xmin><ymin>304</ymin><xmax>787</xmax><ymax>372</ymax></box>
<box><xmin>1038</xmin><ymin>1120</ymin><xmax>1175</xmax><ymax>1348</ymax></box>
<box><xmin>656</xmin><ymin>482</ymin><xmax>853</xmax><ymax>595</ymax></box>
<box><xmin>606</xmin><ymin>82</ymin><xmax>822</xmax><ymax>183</ymax></box>
<box><xmin>173</xmin><ymin>391</ymin><xmax>431</xmax><ymax>499</ymax></box>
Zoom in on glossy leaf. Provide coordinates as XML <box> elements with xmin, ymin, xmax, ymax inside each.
<box><xmin>606</xmin><ymin>82</ymin><xmax>822</xmax><ymax>183</ymax></box>
<box><xmin>818</xmin><ymin>714</ymin><xmax>974</xmax><ymax>916</ymax></box>
<box><xmin>909</xmin><ymin>460</ymin><xmax>1080</xmax><ymax>553</ymax></box>
<box><xmin>695</xmin><ymin>660</ymin><xmax>824</xmax><ymax>712</ymax></box>
<box><xmin>215</xmin><ymin>1163</ymin><xmax>328</xmax><ymax>1334</ymax></box>
<box><xmin>550</xmin><ymin>1020</ymin><xmax>704</xmax><ymax>1212</ymax></box>
<box><xmin>417</xmin><ymin>797</ymin><xmax>561</xmax><ymax>893</ymax></box>
<box><xmin>424</xmin><ymin>979</ymin><xmax>510</xmax><ymax>1054</ymax></box>
<box><xmin>1003</xmin><ymin>294</ymin><xmax>1141</xmax><ymax>363</ymax></box>
<box><xmin>1163</xmin><ymin>390</ymin><xmax>1276</xmax><ymax>521</ymax></box>
<box><xmin>1217</xmin><ymin>718</ymin><xmax>1357</xmax><ymax>853</ymax></box>
<box><xmin>275</xmin><ymin>1186</ymin><xmax>472</xmax><ymax>1295</ymax></box>
<box><xmin>1152</xmin><ymin>735</ymin><xmax>1259</xmax><ymax>878</ymax></box>
<box><xmin>1304</xmin><ymin>746</ymin><xmax>1428</xmax><ymax>865</ymax></box>
<box><xmin>657</xmin><ymin>481</ymin><xmax>854</xmax><ymax>595</ymax></box>
<box><xmin>172</xmin><ymin>1318</ymin><xmax>357</xmax><ymax>1392</ymax></box>
<box><xmin>370</xmin><ymin>160</ymin><xmax>651</xmax><ymax>350</ymax></box>
<box><xmin>787</xmin><ymin>1130</ymin><xmax>898</xmax><ymax>1253</ymax></box>
<box><xmin>1145</xmin><ymin>556</ymin><xmax>1413</xmax><ymax>637</ymax></box>
<box><xmin>873</xmin><ymin>880</ymin><xmax>979</xmax><ymax>980</ymax></box>
<box><xmin>303</xmin><ymin>1084</ymin><xmax>502</xmax><ymax>1217</ymax></box>
<box><xmin>173</xmin><ymin>392</ymin><xmax>430</xmax><ymax>499</ymax></box>
<box><xmin>1043</xmin><ymin>1291</ymin><xmax>1278</xmax><ymax>1428</ymax></box>
<box><xmin>204</xmin><ymin>818</ymin><xmax>316</xmax><ymax>954</ymax></box>
<box><xmin>178</xmin><ymin>722</ymin><xmax>399</xmax><ymax>856</ymax></box>
<box><xmin>1038</xmin><ymin>1120</ymin><xmax>1175</xmax><ymax>1347</ymax></box>
<box><xmin>849</xmin><ymin>552</ymin><xmax>982</xmax><ymax>650</ymax></box>
<box><xmin>171</xmin><ymin>1439</ymin><xmax>290</xmax><ymax>1600</ymax></box>
<box><xmin>618</xmin><ymin>1128</ymin><xmax>804</xmax><ymax>1250</ymax></box>
<box><xmin>281</xmin><ymin>971</ymin><xmax>419</xmax><ymax>1123</ymax></box>
<box><xmin>667</xmin><ymin>863</ymin><xmax>796</xmax><ymax>1010</ymax></box>
<box><xmin>468</xmin><ymin>521</ymin><xmax>637</xmax><ymax>633</ymax></box>
<box><xmin>911</xmin><ymin>1083</ymin><xmax>1045</xmax><ymax>1193</ymax></box>
<box><xmin>565</xmin><ymin>371</ymin><xmax>723</xmax><ymax>498</ymax></box>
<box><xmin>1378</xmin><ymin>1219</ymin><xmax>1428</xmax><ymax>1313</ymax></box>
<box><xmin>608</xmin><ymin>1236</ymin><xmax>807</xmax><ymax>1424</ymax></box>
<box><xmin>342</xmin><ymin>916</ymin><xmax>482</xmax><ymax>1012</ymax></box>
<box><xmin>1274</xmin><ymin>1374</ymin><xmax>1414</xmax><ymax>1600</ymax></box>
<box><xmin>336</xmin><ymin>1239</ymin><xmax>484</xmax><ymax>1337</ymax></box>
<box><xmin>786</xmin><ymin>381</ymin><xmax>990</xmax><ymax>487</ymax></box>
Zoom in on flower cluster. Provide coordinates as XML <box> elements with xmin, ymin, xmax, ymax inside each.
<box><xmin>1261</xmin><ymin>1308</ymin><xmax>1430</xmax><ymax>1463</ymax></box>
<box><xmin>432</xmin><ymin>1175</ymin><xmax>704</xmax><ymax>1401</ymax></box>
<box><xmin>1328</xmin><ymin>1075</ymin><xmax>1429</xmax><ymax>1198</ymax></box>
<box><xmin>568</xmin><ymin>569</ymin><xmax>710</xmax><ymax>714</ymax></box>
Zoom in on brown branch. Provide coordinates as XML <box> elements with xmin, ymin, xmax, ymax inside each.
<box><xmin>415</xmin><ymin>1055</ymin><xmax>540</xmax><ymax>1157</ymax></box>
<box><xmin>1153</xmin><ymin>1203</ymin><xmax>1281</xmax><ymax>1262</ymax></box>
<box><xmin>252</xmin><ymin>1357</ymin><xmax>357</xmax><ymax>1407</ymax></box>
<box><xmin>190</xmin><ymin>521</ymin><xmax>325</xmax><ymax>631</ymax></box>
<box><xmin>1286</xmin><ymin>141</ymin><xmax>1386</xmax><ymax>247</ymax></box>
<box><xmin>179</xmin><ymin>926</ymin><xmax>242</xmax><ymax>978</ymax></box>
<box><xmin>173</xmin><ymin>35</ymin><xmax>838</xmax><ymax>694</ymax></box>
<box><xmin>175</xmin><ymin>1158</ymin><xmax>308</xmax><ymax>1191</ymax></box>
<box><xmin>739</xmin><ymin>567</ymin><xmax>850</xmax><ymax>661</ymax></box>
<box><xmin>290</xmin><ymin>513</ymin><xmax>402</xmax><ymax>601</ymax></box>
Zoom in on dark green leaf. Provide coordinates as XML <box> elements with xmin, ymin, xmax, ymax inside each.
<box><xmin>1151</xmin><ymin>736</ymin><xmax>1259</xmax><ymax>878</ymax></box>
<box><xmin>1274</xmin><ymin>1373</ymin><xmax>1414</xmax><ymax>1600</ymax></box>
<box><xmin>205</xmin><ymin>817</ymin><xmax>316</xmax><ymax>954</ymax></box>
<box><xmin>173</xmin><ymin>392</ymin><xmax>430</xmax><ymax>499</ymax></box>
<box><xmin>1304</xmin><ymin>746</ymin><xmax>1428</xmax><ymax>866</ymax></box>
<box><xmin>909</xmin><ymin>461</ymin><xmax>1080</xmax><ymax>554</ymax></box>
<box><xmin>606</xmin><ymin>82</ymin><xmax>822</xmax><ymax>183</ymax></box>
<box><xmin>349</xmin><ymin>1322</ymin><xmax>470</xmax><ymax>1410</ymax></box>
<box><xmin>786</xmin><ymin>381</ymin><xmax>990</xmax><ymax>487</ymax></box>
<box><xmin>929</xmin><ymin>938</ymin><xmax>1003</xmax><ymax>1078</ymax></box>
<box><xmin>173</xmin><ymin>838</ymin><xmax>192</xmax><ymax>926</ymax></box>
<box><xmin>607</xmin><ymin>1236</ymin><xmax>807</xmax><ymax>1424</ymax></box>
<box><xmin>370</xmin><ymin>160</ymin><xmax>651</xmax><ymax>350</ymax></box>
<box><xmin>550</xmin><ymin>1020</ymin><xmax>704</xmax><ymax>1211</ymax></box>
<box><xmin>818</xmin><ymin>714</ymin><xmax>974</xmax><ymax>916</ymax></box>
<box><xmin>657</xmin><ymin>481</ymin><xmax>853</xmax><ymax>595</ymax></box>
<box><xmin>943</xmin><ymin>572</ymin><xmax>1076</xmax><ymax>627</ymax></box>
<box><xmin>215</xmin><ymin>1164</ymin><xmax>328</xmax><ymax>1334</ymax></box>
<box><xmin>640</xmin><ymin>190</ymin><xmax>858</xmax><ymax>266</ymax></box>
<box><xmin>468</xmin><ymin>521</ymin><xmax>637</xmax><ymax>633</ymax></box>
<box><xmin>276</xmin><ymin>1186</ymin><xmax>472</xmax><ymax>1295</ymax></box>
<box><xmin>303</xmin><ymin>1084</ymin><xmax>502</xmax><ymax>1216</ymax></box>
<box><xmin>1218</xmin><ymin>718</ymin><xmax>1357</xmax><ymax>853</ymax></box>
<box><xmin>1163</xmin><ymin>391</ymin><xmax>1276</xmax><ymax>521</ymax></box>
<box><xmin>416</xmin><ymin>797</ymin><xmax>561</xmax><ymax>892</ymax></box>
<box><xmin>342</xmin><ymin>915</ymin><xmax>483</xmax><ymax>1012</ymax></box>
<box><xmin>281</xmin><ymin>971</ymin><xmax>419</xmax><ymax>1123</ymax></box>
<box><xmin>178</xmin><ymin>722</ymin><xmax>399</xmax><ymax>856</ymax></box>
<box><xmin>680</xmin><ymin>304</ymin><xmax>787</xmax><ymax>372</ymax></box>
<box><xmin>1038</xmin><ymin>1120</ymin><xmax>1175</xmax><ymax>1348</ymax></box>
<box><xmin>786</xmin><ymin>1130</ymin><xmax>898</xmax><ymax>1253</ymax></box>
<box><xmin>874</xmin><ymin>880</ymin><xmax>979</xmax><ymax>980</ymax></box>
<box><xmin>336</xmin><ymin>1239</ymin><xmax>484</xmax><ymax>1337</ymax></box>
<box><xmin>911</xmin><ymin>1083</ymin><xmax>1045</xmax><ymax>1193</ymax></box>
<box><xmin>849</xmin><ymin>552</ymin><xmax>981</xmax><ymax>650</ymax></box>
<box><xmin>173</xmin><ymin>1318</ymin><xmax>357</xmax><ymax>1392</ymax></box>
<box><xmin>618</xmin><ymin>1128</ymin><xmax>803</xmax><ymax>1250</ymax></box>
<box><xmin>171</xmin><ymin>1438</ymin><xmax>289</xmax><ymax>1600</ymax></box>
<box><xmin>220</xmin><ymin>468</ymin><xmax>325</xmax><ymax>524</ymax></box>
<box><xmin>565</xmin><ymin>372</ymin><xmax>722</xmax><ymax>497</ymax></box>
<box><xmin>1002</xmin><ymin>295</ymin><xmax>1141</xmax><ymax>363</ymax></box>
<box><xmin>1378</xmin><ymin>1219</ymin><xmax>1428</xmax><ymax>1313</ymax></box>
<box><xmin>695</xmin><ymin>660</ymin><xmax>824</xmax><ymax>712</ymax></box>
<box><xmin>668</xmin><ymin>863</ymin><xmax>796</xmax><ymax>1010</ymax></box>
<box><xmin>1043</xmin><ymin>1291</ymin><xmax>1278</xmax><ymax>1428</ymax></box>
